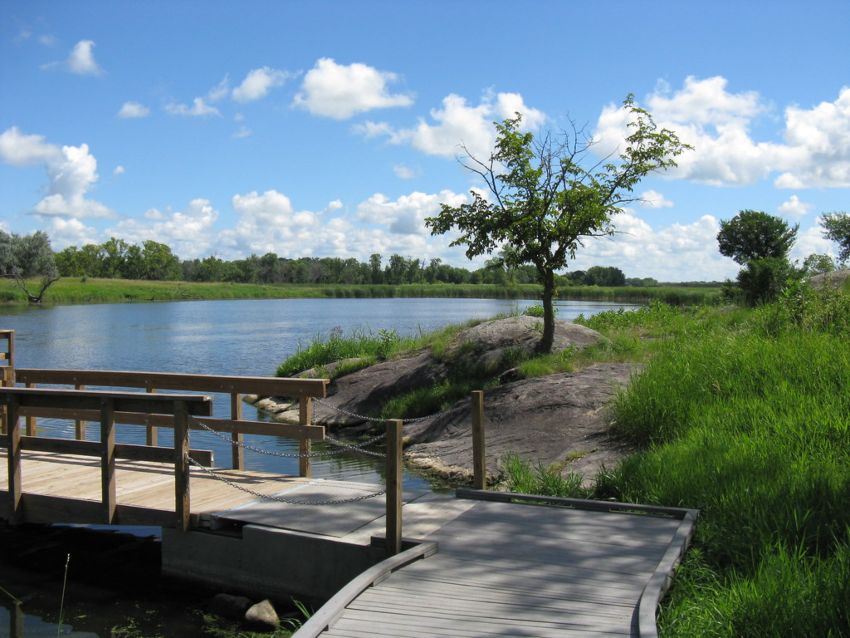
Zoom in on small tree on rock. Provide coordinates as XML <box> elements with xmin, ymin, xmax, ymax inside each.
<box><xmin>0</xmin><ymin>230</ymin><xmax>59</xmax><ymax>303</ymax></box>
<box><xmin>426</xmin><ymin>95</ymin><xmax>689</xmax><ymax>353</ymax></box>
<box><xmin>820</xmin><ymin>211</ymin><xmax>850</xmax><ymax>265</ymax></box>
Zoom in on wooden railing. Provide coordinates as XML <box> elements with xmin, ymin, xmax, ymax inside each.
<box><xmin>12</xmin><ymin>368</ymin><xmax>329</xmax><ymax>476</ymax></box>
<box><xmin>0</xmin><ymin>386</ymin><xmax>212</xmax><ymax>530</ymax></box>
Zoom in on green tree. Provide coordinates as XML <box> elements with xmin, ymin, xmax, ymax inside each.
<box><xmin>0</xmin><ymin>230</ymin><xmax>59</xmax><ymax>303</ymax></box>
<box><xmin>141</xmin><ymin>240</ymin><xmax>180</xmax><ymax>280</ymax></box>
<box><xmin>426</xmin><ymin>96</ymin><xmax>689</xmax><ymax>352</ymax></box>
<box><xmin>717</xmin><ymin>210</ymin><xmax>798</xmax><ymax>265</ymax></box>
<box><xmin>820</xmin><ymin>211</ymin><xmax>850</xmax><ymax>265</ymax></box>
<box><xmin>584</xmin><ymin>265</ymin><xmax>626</xmax><ymax>286</ymax></box>
<box><xmin>801</xmin><ymin>253</ymin><xmax>835</xmax><ymax>277</ymax></box>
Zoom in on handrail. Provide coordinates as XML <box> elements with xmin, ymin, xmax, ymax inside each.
<box><xmin>292</xmin><ymin>540</ymin><xmax>438</xmax><ymax>638</ymax></box>
<box><xmin>13</xmin><ymin>368</ymin><xmax>329</xmax><ymax>474</ymax></box>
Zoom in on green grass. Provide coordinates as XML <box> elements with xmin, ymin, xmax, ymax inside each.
<box><xmin>0</xmin><ymin>277</ymin><xmax>722</xmax><ymax>307</ymax></box>
<box><xmin>504</xmin><ymin>284</ymin><xmax>850</xmax><ymax>636</ymax></box>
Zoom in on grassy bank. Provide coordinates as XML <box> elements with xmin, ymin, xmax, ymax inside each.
<box><xmin>0</xmin><ymin>277</ymin><xmax>721</xmax><ymax>307</ymax></box>
<box><xmin>504</xmin><ymin>282</ymin><xmax>850</xmax><ymax>636</ymax></box>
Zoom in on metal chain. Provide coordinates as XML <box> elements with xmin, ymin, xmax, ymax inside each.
<box><xmin>187</xmin><ymin>456</ymin><xmax>386</xmax><ymax>505</ymax></box>
<box><xmin>313</xmin><ymin>397</ymin><xmax>458</xmax><ymax>424</ymax></box>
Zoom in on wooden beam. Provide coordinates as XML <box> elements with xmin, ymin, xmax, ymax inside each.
<box><xmin>74</xmin><ymin>383</ymin><xmax>86</xmax><ymax>440</ymax></box>
<box><xmin>145</xmin><ymin>385</ymin><xmax>157</xmax><ymax>447</ymax></box>
<box><xmin>231</xmin><ymin>392</ymin><xmax>243</xmax><ymax>470</ymax></box>
<box><xmin>0</xmin><ymin>387</ymin><xmax>212</xmax><ymax>416</ymax></box>
<box><xmin>15</xmin><ymin>368</ymin><xmax>329</xmax><ymax>398</ymax></box>
<box><xmin>16</xmin><ymin>436</ymin><xmax>214</xmax><ymax>466</ymax></box>
<box><xmin>100</xmin><ymin>397</ymin><xmax>116</xmax><ymax>524</ymax></box>
<box><xmin>24</xmin><ymin>382</ymin><xmax>36</xmax><ymax>436</ymax></box>
<box><xmin>6</xmin><ymin>394</ymin><xmax>21</xmax><ymax>522</ymax></box>
<box><xmin>385</xmin><ymin>419</ymin><xmax>403</xmax><ymax>557</ymax></box>
<box><xmin>299</xmin><ymin>396</ymin><xmax>313</xmax><ymax>478</ymax></box>
<box><xmin>471</xmin><ymin>390</ymin><xmax>486</xmax><ymax>490</ymax></box>
<box><xmin>173</xmin><ymin>399</ymin><xmax>190</xmax><ymax>532</ymax></box>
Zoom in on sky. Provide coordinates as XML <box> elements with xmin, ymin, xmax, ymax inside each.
<box><xmin>1</xmin><ymin>0</ymin><xmax>849</xmax><ymax>282</ymax></box>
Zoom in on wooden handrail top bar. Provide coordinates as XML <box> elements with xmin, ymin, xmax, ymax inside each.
<box><xmin>15</xmin><ymin>368</ymin><xmax>328</xmax><ymax>398</ymax></box>
<box><xmin>3</xmin><ymin>435</ymin><xmax>215</xmax><ymax>466</ymax></box>
<box><xmin>0</xmin><ymin>387</ymin><xmax>212</xmax><ymax>416</ymax></box>
<box><xmin>17</xmin><ymin>406</ymin><xmax>326</xmax><ymax>441</ymax></box>
<box><xmin>0</xmin><ymin>329</ymin><xmax>14</xmax><ymax>335</ymax></box>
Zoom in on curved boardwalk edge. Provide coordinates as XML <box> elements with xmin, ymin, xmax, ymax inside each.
<box><xmin>293</xmin><ymin>540</ymin><xmax>439</xmax><ymax>638</ymax></box>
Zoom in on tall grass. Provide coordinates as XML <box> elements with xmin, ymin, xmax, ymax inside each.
<box><xmin>504</xmin><ymin>285</ymin><xmax>850</xmax><ymax>636</ymax></box>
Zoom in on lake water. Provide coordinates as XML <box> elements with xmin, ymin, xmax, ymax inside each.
<box><xmin>1</xmin><ymin>297</ymin><xmax>636</xmax><ymax>637</ymax></box>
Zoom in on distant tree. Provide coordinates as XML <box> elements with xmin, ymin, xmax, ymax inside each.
<box><xmin>0</xmin><ymin>230</ymin><xmax>59</xmax><ymax>303</ymax></box>
<box><xmin>141</xmin><ymin>240</ymin><xmax>180</xmax><ymax>280</ymax></box>
<box><xmin>820</xmin><ymin>212</ymin><xmax>850</xmax><ymax>265</ymax></box>
<box><xmin>368</xmin><ymin>253</ymin><xmax>383</xmax><ymax>284</ymax></box>
<box><xmin>584</xmin><ymin>265</ymin><xmax>626</xmax><ymax>286</ymax></box>
<box><xmin>737</xmin><ymin>257</ymin><xmax>797</xmax><ymax>306</ymax></box>
<box><xmin>801</xmin><ymin>253</ymin><xmax>836</xmax><ymax>277</ymax></box>
<box><xmin>717</xmin><ymin>210</ymin><xmax>798</xmax><ymax>265</ymax></box>
<box><xmin>427</xmin><ymin>96</ymin><xmax>689</xmax><ymax>352</ymax></box>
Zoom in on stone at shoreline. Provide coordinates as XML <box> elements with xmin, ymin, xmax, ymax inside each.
<box><xmin>405</xmin><ymin>362</ymin><xmax>638</xmax><ymax>485</ymax></box>
<box><xmin>245</xmin><ymin>599</ymin><xmax>280</xmax><ymax>630</ymax></box>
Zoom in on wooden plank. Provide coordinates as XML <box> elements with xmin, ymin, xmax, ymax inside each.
<box><xmin>470</xmin><ymin>390</ymin><xmax>485</xmax><ymax>490</ymax></box>
<box><xmin>15</xmin><ymin>436</ymin><xmax>213</xmax><ymax>466</ymax></box>
<box><xmin>74</xmin><ymin>383</ymin><xmax>86</xmax><ymax>440</ymax></box>
<box><xmin>385</xmin><ymin>419</ymin><xmax>402</xmax><ymax>557</ymax></box>
<box><xmin>173</xmin><ymin>399</ymin><xmax>190</xmax><ymax>531</ymax></box>
<box><xmin>101</xmin><ymin>398</ymin><xmax>116</xmax><ymax>523</ymax></box>
<box><xmin>298</xmin><ymin>396</ymin><xmax>312</xmax><ymax>477</ymax></box>
<box><xmin>15</xmin><ymin>368</ymin><xmax>328</xmax><ymax>398</ymax></box>
<box><xmin>24</xmin><ymin>382</ymin><xmax>36</xmax><ymax>436</ymax></box>
<box><xmin>230</xmin><ymin>391</ymin><xmax>243</xmax><ymax>470</ymax></box>
<box><xmin>0</xmin><ymin>387</ymin><xmax>212</xmax><ymax>416</ymax></box>
<box><xmin>5</xmin><ymin>395</ymin><xmax>21</xmax><ymax>521</ymax></box>
<box><xmin>145</xmin><ymin>385</ymin><xmax>157</xmax><ymax>447</ymax></box>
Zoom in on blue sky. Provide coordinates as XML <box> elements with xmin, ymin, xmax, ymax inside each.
<box><xmin>2</xmin><ymin>0</ymin><xmax>849</xmax><ymax>281</ymax></box>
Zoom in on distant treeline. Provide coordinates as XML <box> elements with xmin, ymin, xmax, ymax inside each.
<box><xmin>55</xmin><ymin>238</ymin><xmax>697</xmax><ymax>288</ymax></box>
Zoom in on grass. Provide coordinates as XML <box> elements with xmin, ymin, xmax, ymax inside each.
<box><xmin>0</xmin><ymin>277</ymin><xmax>722</xmax><ymax>307</ymax></box>
<box><xmin>503</xmin><ymin>283</ymin><xmax>850</xmax><ymax>636</ymax></box>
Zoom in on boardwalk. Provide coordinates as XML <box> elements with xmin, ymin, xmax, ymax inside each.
<box><xmin>296</xmin><ymin>491</ymin><xmax>697</xmax><ymax>638</ymax></box>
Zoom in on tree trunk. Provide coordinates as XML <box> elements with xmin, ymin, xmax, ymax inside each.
<box><xmin>538</xmin><ymin>268</ymin><xmax>556</xmax><ymax>353</ymax></box>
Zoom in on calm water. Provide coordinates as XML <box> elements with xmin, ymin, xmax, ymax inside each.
<box><xmin>1</xmin><ymin>297</ymin><xmax>635</xmax><ymax>637</ymax></box>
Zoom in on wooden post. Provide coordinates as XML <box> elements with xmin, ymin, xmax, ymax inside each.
<box><xmin>75</xmin><ymin>383</ymin><xmax>86</xmax><ymax>440</ymax></box>
<box><xmin>24</xmin><ymin>382</ymin><xmax>36</xmax><ymax>436</ymax></box>
<box><xmin>6</xmin><ymin>395</ymin><xmax>22</xmax><ymax>522</ymax></box>
<box><xmin>173</xmin><ymin>399</ymin><xmax>191</xmax><ymax>531</ymax></box>
<box><xmin>471</xmin><ymin>390</ymin><xmax>486</xmax><ymax>490</ymax></box>
<box><xmin>231</xmin><ymin>391</ymin><xmax>244</xmax><ymax>470</ymax></box>
<box><xmin>299</xmin><ymin>396</ymin><xmax>312</xmax><ymax>478</ymax></box>
<box><xmin>145</xmin><ymin>385</ymin><xmax>158</xmax><ymax>447</ymax></box>
<box><xmin>386</xmin><ymin>419</ymin><xmax>403</xmax><ymax>557</ymax></box>
<box><xmin>100</xmin><ymin>397</ymin><xmax>116</xmax><ymax>524</ymax></box>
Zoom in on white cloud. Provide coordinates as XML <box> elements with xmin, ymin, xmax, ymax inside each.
<box><xmin>45</xmin><ymin>217</ymin><xmax>99</xmax><ymax>249</ymax></box>
<box><xmin>777</xmin><ymin>194</ymin><xmax>812</xmax><ymax>217</ymax></box>
<box><xmin>292</xmin><ymin>58</ymin><xmax>413</xmax><ymax>119</ymax></box>
<box><xmin>595</xmin><ymin>77</ymin><xmax>850</xmax><ymax>188</ymax></box>
<box><xmin>232</xmin><ymin>126</ymin><xmax>252</xmax><ymax>139</ymax></box>
<box><xmin>0</xmin><ymin>127</ymin><xmax>113</xmax><ymax>218</ymax></box>
<box><xmin>393</xmin><ymin>164</ymin><xmax>416</xmax><ymax>179</ymax></box>
<box><xmin>326</xmin><ymin>199</ymin><xmax>343</xmax><ymax>211</ymax></box>
<box><xmin>109</xmin><ymin>198</ymin><xmax>219</xmax><ymax>258</ymax></box>
<box><xmin>365</xmin><ymin>91</ymin><xmax>545</xmax><ymax>159</ymax></box>
<box><xmin>38</xmin><ymin>34</ymin><xmax>57</xmax><ymax>47</ymax></box>
<box><xmin>43</xmin><ymin>40</ymin><xmax>102</xmax><ymax>75</ymax></box>
<box><xmin>232</xmin><ymin>67</ymin><xmax>290</xmax><ymax>103</ymax></box>
<box><xmin>792</xmin><ymin>222</ymin><xmax>837</xmax><ymax>262</ymax></box>
<box><xmin>356</xmin><ymin>190</ymin><xmax>467</xmax><ymax>236</ymax></box>
<box><xmin>165</xmin><ymin>97</ymin><xmax>220</xmax><ymax>117</ymax></box>
<box><xmin>117</xmin><ymin>101</ymin><xmax>150</xmax><ymax>119</ymax></box>
<box><xmin>639</xmin><ymin>189</ymin><xmax>673</xmax><ymax>209</ymax></box>
<box><xmin>207</xmin><ymin>76</ymin><xmax>230</xmax><ymax>102</ymax></box>
<box><xmin>113</xmin><ymin>165</ymin><xmax>125</xmax><ymax>176</ymax></box>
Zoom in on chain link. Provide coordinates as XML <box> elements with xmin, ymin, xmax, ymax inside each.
<box><xmin>187</xmin><ymin>456</ymin><xmax>386</xmax><ymax>505</ymax></box>
<box><xmin>313</xmin><ymin>397</ymin><xmax>459</xmax><ymax>424</ymax></box>
<box><xmin>190</xmin><ymin>416</ymin><xmax>386</xmax><ymax>459</ymax></box>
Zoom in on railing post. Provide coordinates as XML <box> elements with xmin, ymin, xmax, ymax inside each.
<box><xmin>386</xmin><ymin>419</ymin><xmax>403</xmax><ymax>557</ymax></box>
<box><xmin>231</xmin><ymin>391</ymin><xmax>244</xmax><ymax>470</ymax></box>
<box><xmin>0</xmin><ymin>331</ymin><xmax>12</xmax><ymax>436</ymax></box>
<box><xmin>6</xmin><ymin>395</ymin><xmax>22</xmax><ymax>522</ymax></box>
<box><xmin>471</xmin><ymin>390</ymin><xmax>486</xmax><ymax>490</ymax></box>
<box><xmin>24</xmin><ymin>382</ymin><xmax>36</xmax><ymax>436</ymax></box>
<box><xmin>11</xmin><ymin>601</ymin><xmax>23</xmax><ymax>638</ymax></box>
<box><xmin>75</xmin><ymin>383</ymin><xmax>86</xmax><ymax>440</ymax></box>
<box><xmin>100</xmin><ymin>397</ymin><xmax>116</xmax><ymax>524</ymax></box>
<box><xmin>299</xmin><ymin>396</ymin><xmax>312</xmax><ymax>478</ymax></box>
<box><xmin>174</xmin><ymin>399</ymin><xmax>190</xmax><ymax>532</ymax></box>
<box><xmin>145</xmin><ymin>384</ymin><xmax>158</xmax><ymax>447</ymax></box>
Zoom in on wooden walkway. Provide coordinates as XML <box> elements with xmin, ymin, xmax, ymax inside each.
<box><xmin>296</xmin><ymin>491</ymin><xmax>697</xmax><ymax>638</ymax></box>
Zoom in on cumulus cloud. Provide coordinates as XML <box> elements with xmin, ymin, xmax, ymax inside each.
<box><xmin>393</xmin><ymin>164</ymin><xmax>416</xmax><ymax>179</ymax></box>
<box><xmin>113</xmin><ymin>165</ymin><xmax>125</xmax><ymax>176</ymax></box>
<box><xmin>0</xmin><ymin>126</ymin><xmax>113</xmax><ymax>218</ymax></box>
<box><xmin>356</xmin><ymin>190</ymin><xmax>467</xmax><ymax>236</ymax></box>
<box><xmin>164</xmin><ymin>97</ymin><xmax>220</xmax><ymax>117</ymax></box>
<box><xmin>777</xmin><ymin>194</ymin><xmax>812</xmax><ymax>217</ymax></box>
<box><xmin>639</xmin><ymin>189</ymin><xmax>673</xmax><ymax>209</ymax></box>
<box><xmin>232</xmin><ymin>67</ymin><xmax>290</xmax><ymax>103</ymax></box>
<box><xmin>45</xmin><ymin>217</ymin><xmax>99</xmax><ymax>249</ymax></box>
<box><xmin>292</xmin><ymin>58</ymin><xmax>413</xmax><ymax>119</ymax></box>
<box><xmin>595</xmin><ymin>77</ymin><xmax>850</xmax><ymax>188</ymax></box>
<box><xmin>109</xmin><ymin>198</ymin><xmax>219</xmax><ymax>258</ymax></box>
<box><xmin>117</xmin><ymin>101</ymin><xmax>150</xmax><ymax>119</ymax></box>
<box><xmin>362</xmin><ymin>91</ymin><xmax>545</xmax><ymax>159</ymax></box>
<box><xmin>43</xmin><ymin>40</ymin><xmax>102</xmax><ymax>75</ymax></box>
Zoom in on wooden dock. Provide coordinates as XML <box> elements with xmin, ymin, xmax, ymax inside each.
<box><xmin>296</xmin><ymin>490</ymin><xmax>697</xmax><ymax>638</ymax></box>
